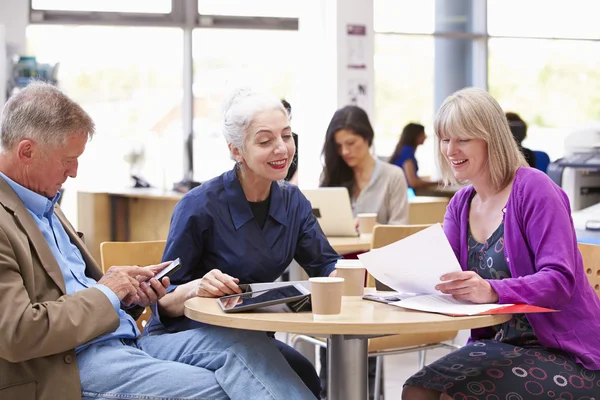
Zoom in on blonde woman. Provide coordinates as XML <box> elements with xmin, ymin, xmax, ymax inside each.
<box><xmin>402</xmin><ymin>88</ymin><xmax>600</xmax><ymax>399</ymax></box>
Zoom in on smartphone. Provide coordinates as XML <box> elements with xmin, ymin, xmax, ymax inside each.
<box><xmin>154</xmin><ymin>258</ymin><xmax>181</xmax><ymax>281</ymax></box>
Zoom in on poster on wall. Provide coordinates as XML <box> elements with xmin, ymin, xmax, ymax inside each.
<box><xmin>347</xmin><ymin>79</ymin><xmax>368</xmax><ymax>110</ymax></box>
<box><xmin>347</xmin><ymin>24</ymin><xmax>367</xmax><ymax>69</ymax></box>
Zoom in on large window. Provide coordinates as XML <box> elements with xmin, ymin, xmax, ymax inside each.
<box><xmin>32</xmin><ymin>0</ymin><xmax>171</xmax><ymax>13</ymax></box>
<box><xmin>489</xmin><ymin>38</ymin><xmax>600</xmax><ymax>160</ymax></box>
<box><xmin>374</xmin><ymin>35</ymin><xmax>434</xmax><ymax>174</ymax></box>
<box><xmin>488</xmin><ymin>0</ymin><xmax>600</xmax><ymax>162</ymax></box>
<box><xmin>26</xmin><ymin>25</ymin><xmax>183</xmax><ymax>194</ymax></box>
<box><xmin>374</xmin><ymin>0</ymin><xmax>436</xmax><ymax>176</ymax></box>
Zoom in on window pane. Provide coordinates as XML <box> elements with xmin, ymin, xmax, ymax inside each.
<box><xmin>488</xmin><ymin>0</ymin><xmax>600</xmax><ymax>39</ymax></box>
<box><xmin>198</xmin><ymin>1</ymin><xmax>298</xmax><ymax>18</ymax></box>
<box><xmin>375</xmin><ymin>0</ymin><xmax>434</xmax><ymax>34</ymax></box>
<box><xmin>489</xmin><ymin>38</ymin><xmax>600</xmax><ymax>161</ymax></box>
<box><xmin>191</xmin><ymin>29</ymin><xmax>298</xmax><ymax>182</ymax></box>
<box><xmin>374</xmin><ymin>34</ymin><xmax>435</xmax><ymax>175</ymax></box>
<box><xmin>26</xmin><ymin>25</ymin><xmax>183</xmax><ymax>206</ymax></box>
<box><xmin>32</xmin><ymin>0</ymin><xmax>171</xmax><ymax>13</ymax></box>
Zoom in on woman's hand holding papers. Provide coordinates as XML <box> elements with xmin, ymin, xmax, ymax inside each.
<box><xmin>436</xmin><ymin>271</ymin><xmax>499</xmax><ymax>304</ymax></box>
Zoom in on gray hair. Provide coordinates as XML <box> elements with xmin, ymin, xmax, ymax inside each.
<box><xmin>221</xmin><ymin>87</ymin><xmax>287</xmax><ymax>157</ymax></box>
<box><xmin>434</xmin><ymin>87</ymin><xmax>527</xmax><ymax>191</ymax></box>
<box><xmin>0</xmin><ymin>81</ymin><xmax>95</xmax><ymax>151</ymax></box>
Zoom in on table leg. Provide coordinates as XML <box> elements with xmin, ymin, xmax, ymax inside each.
<box><xmin>327</xmin><ymin>335</ymin><xmax>368</xmax><ymax>400</ymax></box>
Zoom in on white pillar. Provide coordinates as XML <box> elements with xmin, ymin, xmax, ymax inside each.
<box><xmin>0</xmin><ymin>25</ymin><xmax>6</xmax><ymax>108</ymax></box>
<box><xmin>294</xmin><ymin>0</ymin><xmax>374</xmax><ymax>188</ymax></box>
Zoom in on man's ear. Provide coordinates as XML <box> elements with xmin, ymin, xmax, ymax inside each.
<box><xmin>16</xmin><ymin>140</ymin><xmax>36</xmax><ymax>164</ymax></box>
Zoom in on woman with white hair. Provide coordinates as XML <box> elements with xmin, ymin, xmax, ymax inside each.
<box><xmin>146</xmin><ymin>88</ymin><xmax>340</xmax><ymax>398</ymax></box>
<box><xmin>402</xmin><ymin>88</ymin><xmax>600</xmax><ymax>399</ymax></box>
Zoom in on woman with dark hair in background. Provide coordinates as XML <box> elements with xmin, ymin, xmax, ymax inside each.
<box><xmin>506</xmin><ymin>112</ymin><xmax>536</xmax><ymax>168</ymax></box>
<box><xmin>320</xmin><ymin>105</ymin><xmax>408</xmax><ymax>399</ymax></box>
<box><xmin>321</xmin><ymin>105</ymin><xmax>408</xmax><ymax>225</ymax></box>
<box><xmin>389</xmin><ymin>122</ymin><xmax>439</xmax><ymax>191</ymax></box>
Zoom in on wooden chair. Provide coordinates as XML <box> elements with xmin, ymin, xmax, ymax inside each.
<box><xmin>408</xmin><ymin>197</ymin><xmax>448</xmax><ymax>225</ymax></box>
<box><xmin>577</xmin><ymin>242</ymin><xmax>600</xmax><ymax>298</ymax></box>
<box><xmin>100</xmin><ymin>240</ymin><xmax>167</xmax><ymax>333</ymax></box>
<box><xmin>292</xmin><ymin>224</ymin><xmax>459</xmax><ymax>399</ymax></box>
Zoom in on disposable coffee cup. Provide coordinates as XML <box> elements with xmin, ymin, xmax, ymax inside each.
<box><xmin>309</xmin><ymin>277</ymin><xmax>345</xmax><ymax>320</ymax></box>
<box><xmin>335</xmin><ymin>259</ymin><xmax>366</xmax><ymax>297</ymax></box>
<box><xmin>357</xmin><ymin>213</ymin><xmax>378</xmax><ymax>236</ymax></box>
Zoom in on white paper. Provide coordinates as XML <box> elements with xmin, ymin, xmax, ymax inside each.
<box><xmin>391</xmin><ymin>294</ymin><xmax>512</xmax><ymax>316</ymax></box>
<box><xmin>357</xmin><ymin>224</ymin><xmax>461</xmax><ymax>294</ymax></box>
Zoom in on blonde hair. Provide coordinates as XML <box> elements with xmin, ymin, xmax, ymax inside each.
<box><xmin>434</xmin><ymin>87</ymin><xmax>527</xmax><ymax>191</ymax></box>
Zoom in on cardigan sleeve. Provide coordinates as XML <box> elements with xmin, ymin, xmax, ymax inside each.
<box><xmin>488</xmin><ymin>174</ymin><xmax>578</xmax><ymax>309</ymax></box>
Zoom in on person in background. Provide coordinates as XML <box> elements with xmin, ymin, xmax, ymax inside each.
<box><xmin>403</xmin><ymin>87</ymin><xmax>600</xmax><ymax>399</ymax></box>
<box><xmin>321</xmin><ymin>105</ymin><xmax>408</xmax><ymax>226</ymax></box>
<box><xmin>0</xmin><ymin>82</ymin><xmax>317</xmax><ymax>400</ymax></box>
<box><xmin>319</xmin><ymin>104</ymin><xmax>409</xmax><ymax>399</ymax></box>
<box><xmin>282</xmin><ymin>99</ymin><xmax>299</xmax><ymax>184</ymax></box>
<box><xmin>389</xmin><ymin>122</ymin><xmax>439</xmax><ymax>192</ymax></box>
<box><xmin>506</xmin><ymin>111</ymin><xmax>536</xmax><ymax>168</ymax></box>
<box><xmin>147</xmin><ymin>87</ymin><xmax>342</xmax><ymax>399</ymax></box>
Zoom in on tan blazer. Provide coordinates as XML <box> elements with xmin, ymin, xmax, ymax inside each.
<box><xmin>0</xmin><ymin>179</ymin><xmax>120</xmax><ymax>400</ymax></box>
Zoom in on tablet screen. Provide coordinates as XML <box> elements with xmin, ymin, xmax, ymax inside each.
<box><xmin>218</xmin><ymin>285</ymin><xmax>307</xmax><ymax>312</ymax></box>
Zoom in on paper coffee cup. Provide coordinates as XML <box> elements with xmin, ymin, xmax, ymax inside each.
<box><xmin>357</xmin><ymin>213</ymin><xmax>378</xmax><ymax>236</ymax></box>
<box><xmin>335</xmin><ymin>259</ymin><xmax>366</xmax><ymax>296</ymax></box>
<box><xmin>309</xmin><ymin>277</ymin><xmax>344</xmax><ymax>320</ymax></box>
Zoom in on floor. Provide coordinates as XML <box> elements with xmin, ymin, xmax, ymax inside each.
<box><xmin>285</xmin><ymin>329</ymin><xmax>471</xmax><ymax>399</ymax></box>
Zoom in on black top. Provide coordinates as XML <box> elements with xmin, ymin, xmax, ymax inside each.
<box><xmin>285</xmin><ymin>132</ymin><xmax>299</xmax><ymax>182</ymax></box>
<box><xmin>521</xmin><ymin>146</ymin><xmax>537</xmax><ymax>168</ymax></box>
<box><xmin>249</xmin><ymin>195</ymin><xmax>271</xmax><ymax>229</ymax></box>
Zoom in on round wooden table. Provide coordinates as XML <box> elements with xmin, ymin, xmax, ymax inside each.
<box><xmin>185</xmin><ymin>295</ymin><xmax>510</xmax><ymax>400</ymax></box>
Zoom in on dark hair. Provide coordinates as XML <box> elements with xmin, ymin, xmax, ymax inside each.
<box><xmin>281</xmin><ymin>99</ymin><xmax>291</xmax><ymax>117</ymax></box>
<box><xmin>505</xmin><ymin>112</ymin><xmax>527</xmax><ymax>144</ymax></box>
<box><xmin>389</xmin><ymin>122</ymin><xmax>425</xmax><ymax>164</ymax></box>
<box><xmin>320</xmin><ymin>105</ymin><xmax>374</xmax><ymax>192</ymax></box>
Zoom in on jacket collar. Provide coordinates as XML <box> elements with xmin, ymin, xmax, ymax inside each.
<box><xmin>222</xmin><ymin>168</ymin><xmax>289</xmax><ymax>230</ymax></box>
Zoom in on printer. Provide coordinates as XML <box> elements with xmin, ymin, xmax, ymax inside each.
<box><xmin>548</xmin><ymin>125</ymin><xmax>600</xmax><ymax>244</ymax></box>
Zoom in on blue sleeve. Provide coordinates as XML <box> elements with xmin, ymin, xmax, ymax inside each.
<box><xmin>151</xmin><ymin>194</ymin><xmax>206</xmax><ymax>326</ymax></box>
<box><xmin>93</xmin><ymin>284</ymin><xmax>120</xmax><ymax>313</ymax></box>
<box><xmin>293</xmin><ymin>195</ymin><xmax>341</xmax><ymax>277</ymax></box>
<box><xmin>392</xmin><ymin>146</ymin><xmax>415</xmax><ymax>168</ymax></box>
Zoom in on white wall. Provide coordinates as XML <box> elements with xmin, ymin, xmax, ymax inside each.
<box><xmin>294</xmin><ymin>0</ymin><xmax>375</xmax><ymax>188</ymax></box>
<box><xmin>0</xmin><ymin>1</ymin><xmax>28</xmax><ymax>54</ymax></box>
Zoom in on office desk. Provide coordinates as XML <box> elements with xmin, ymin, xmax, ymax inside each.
<box><xmin>185</xmin><ymin>295</ymin><xmax>510</xmax><ymax>400</ymax></box>
<box><xmin>78</xmin><ymin>189</ymin><xmax>183</xmax><ymax>262</ymax></box>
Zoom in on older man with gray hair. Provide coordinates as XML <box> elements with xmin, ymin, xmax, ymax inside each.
<box><xmin>0</xmin><ymin>82</ymin><xmax>315</xmax><ymax>400</ymax></box>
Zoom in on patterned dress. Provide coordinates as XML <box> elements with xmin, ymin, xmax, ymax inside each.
<box><xmin>405</xmin><ymin>221</ymin><xmax>600</xmax><ymax>399</ymax></box>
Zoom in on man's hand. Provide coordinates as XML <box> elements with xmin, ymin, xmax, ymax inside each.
<box><xmin>123</xmin><ymin>261</ymin><xmax>172</xmax><ymax>307</ymax></box>
<box><xmin>98</xmin><ymin>265</ymin><xmax>155</xmax><ymax>303</ymax></box>
<box><xmin>436</xmin><ymin>271</ymin><xmax>499</xmax><ymax>304</ymax></box>
<box><xmin>191</xmin><ymin>269</ymin><xmax>241</xmax><ymax>298</ymax></box>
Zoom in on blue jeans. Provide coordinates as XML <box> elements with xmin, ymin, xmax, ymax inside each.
<box><xmin>77</xmin><ymin>326</ymin><xmax>315</xmax><ymax>400</ymax></box>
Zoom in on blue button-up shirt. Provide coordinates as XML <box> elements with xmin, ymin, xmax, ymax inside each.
<box><xmin>146</xmin><ymin>168</ymin><xmax>340</xmax><ymax>334</ymax></box>
<box><xmin>0</xmin><ymin>173</ymin><xmax>139</xmax><ymax>351</ymax></box>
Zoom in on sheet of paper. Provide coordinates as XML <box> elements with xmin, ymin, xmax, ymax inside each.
<box><xmin>391</xmin><ymin>294</ymin><xmax>512</xmax><ymax>316</ymax></box>
<box><xmin>357</xmin><ymin>224</ymin><xmax>461</xmax><ymax>294</ymax></box>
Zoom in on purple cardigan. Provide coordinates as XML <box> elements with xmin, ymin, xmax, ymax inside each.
<box><xmin>444</xmin><ymin>167</ymin><xmax>600</xmax><ymax>370</ymax></box>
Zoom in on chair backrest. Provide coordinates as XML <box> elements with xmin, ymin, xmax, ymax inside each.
<box><xmin>577</xmin><ymin>242</ymin><xmax>600</xmax><ymax>298</ymax></box>
<box><xmin>100</xmin><ymin>240</ymin><xmax>167</xmax><ymax>332</ymax></box>
<box><xmin>533</xmin><ymin>150</ymin><xmax>550</xmax><ymax>173</ymax></box>
<box><xmin>366</xmin><ymin>224</ymin><xmax>433</xmax><ymax>287</ymax></box>
<box><xmin>408</xmin><ymin>197</ymin><xmax>448</xmax><ymax>225</ymax></box>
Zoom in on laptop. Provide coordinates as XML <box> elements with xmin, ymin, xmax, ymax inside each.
<box><xmin>302</xmin><ymin>187</ymin><xmax>358</xmax><ymax>237</ymax></box>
